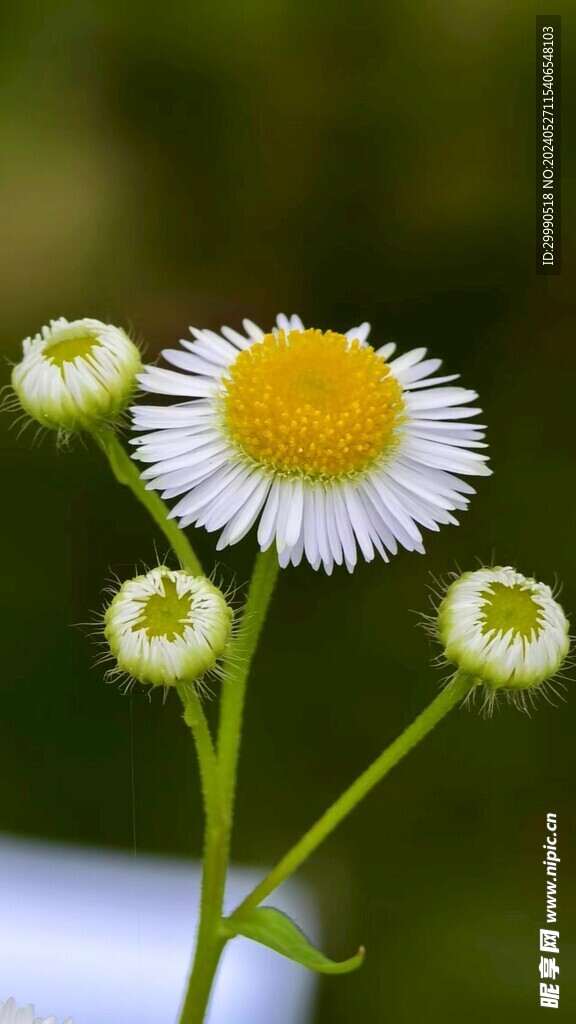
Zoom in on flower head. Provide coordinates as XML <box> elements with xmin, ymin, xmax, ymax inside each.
<box><xmin>436</xmin><ymin>567</ymin><xmax>570</xmax><ymax>705</ymax></box>
<box><xmin>11</xmin><ymin>317</ymin><xmax>142</xmax><ymax>433</ymax></box>
<box><xmin>104</xmin><ymin>566</ymin><xmax>233</xmax><ymax>689</ymax></box>
<box><xmin>0</xmin><ymin>997</ymin><xmax>72</xmax><ymax>1024</ymax></box>
<box><xmin>132</xmin><ymin>314</ymin><xmax>490</xmax><ymax>573</ymax></box>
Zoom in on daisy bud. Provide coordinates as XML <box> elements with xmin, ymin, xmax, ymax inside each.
<box><xmin>11</xmin><ymin>317</ymin><xmax>142</xmax><ymax>432</ymax></box>
<box><xmin>104</xmin><ymin>566</ymin><xmax>233</xmax><ymax>689</ymax></box>
<box><xmin>437</xmin><ymin>567</ymin><xmax>570</xmax><ymax>698</ymax></box>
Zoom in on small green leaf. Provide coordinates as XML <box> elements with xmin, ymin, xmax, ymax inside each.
<box><xmin>222</xmin><ymin>906</ymin><xmax>365</xmax><ymax>975</ymax></box>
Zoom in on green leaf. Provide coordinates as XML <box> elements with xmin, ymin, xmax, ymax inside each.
<box><xmin>222</xmin><ymin>906</ymin><xmax>365</xmax><ymax>975</ymax></box>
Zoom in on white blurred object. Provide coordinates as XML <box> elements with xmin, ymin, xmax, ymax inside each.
<box><xmin>0</xmin><ymin>836</ymin><xmax>318</xmax><ymax>1024</ymax></box>
<box><xmin>0</xmin><ymin>997</ymin><xmax>72</xmax><ymax>1024</ymax></box>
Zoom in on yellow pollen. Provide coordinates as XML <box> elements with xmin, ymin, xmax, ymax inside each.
<box><xmin>223</xmin><ymin>329</ymin><xmax>404</xmax><ymax>478</ymax></box>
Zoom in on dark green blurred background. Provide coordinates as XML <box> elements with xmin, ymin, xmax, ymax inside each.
<box><xmin>1</xmin><ymin>2</ymin><xmax>575</xmax><ymax>1021</ymax></box>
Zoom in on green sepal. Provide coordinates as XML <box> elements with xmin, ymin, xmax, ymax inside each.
<box><xmin>221</xmin><ymin>906</ymin><xmax>365</xmax><ymax>974</ymax></box>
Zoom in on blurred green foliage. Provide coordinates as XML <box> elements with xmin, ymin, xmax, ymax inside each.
<box><xmin>1</xmin><ymin>2</ymin><xmax>575</xmax><ymax>1021</ymax></box>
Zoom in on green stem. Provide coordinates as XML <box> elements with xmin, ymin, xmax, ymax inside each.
<box><xmin>92</xmin><ymin>425</ymin><xmax>203</xmax><ymax>576</ymax></box>
<box><xmin>232</xmin><ymin>671</ymin><xmax>472</xmax><ymax>915</ymax></box>
<box><xmin>178</xmin><ymin>924</ymin><xmax>226</xmax><ymax>1024</ymax></box>
<box><xmin>177</xmin><ymin>685</ymin><xmax>220</xmax><ymax>822</ymax></box>
<box><xmin>177</xmin><ymin>806</ymin><xmax>228</xmax><ymax>1024</ymax></box>
<box><xmin>177</xmin><ymin>684</ymin><xmax>228</xmax><ymax>1024</ymax></box>
<box><xmin>217</xmin><ymin>546</ymin><xmax>280</xmax><ymax>814</ymax></box>
<box><xmin>177</xmin><ymin>547</ymin><xmax>280</xmax><ymax>1024</ymax></box>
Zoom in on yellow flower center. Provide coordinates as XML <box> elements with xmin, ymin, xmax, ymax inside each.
<box><xmin>223</xmin><ymin>328</ymin><xmax>404</xmax><ymax>479</ymax></box>
<box><xmin>46</xmin><ymin>333</ymin><xmax>102</xmax><ymax>369</ymax></box>
<box><xmin>133</xmin><ymin>578</ymin><xmax>193</xmax><ymax>641</ymax></box>
<box><xmin>480</xmin><ymin>583</ymin><xmax>543</xmax><ymax>640</ymax></box>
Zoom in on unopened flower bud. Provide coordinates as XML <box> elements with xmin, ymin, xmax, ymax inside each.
<box><xmin>11</xmin><ymin>317</ymin><xmax>142</xmax><ymax>432</ymax></box>
<box><xmin>104</xmin><ymin>566</ymin><xmax>233</xmax><ymax>688</ymax></box>
<box><xmin>437</xmin><ymin>567</ymin><xmax>570</xmax><ymax>699</ymax></box>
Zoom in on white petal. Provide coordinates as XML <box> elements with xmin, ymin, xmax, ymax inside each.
<box><xmin>363</xmin><ymin>477</ymin><xmax>423</xmax><ymax>551</ymax></box>
<box><xmin>275</xmin><ymin>478</ymin><xmax>304</xmax><ymax>552</ymax></box>
<box><xmin>406</xmin><ymin>426</ymin><xmax>488</xmax><ymax>448</ymax></box>
<box><xmin>242</xmin><ymin>318</ymin><xmax>265</xmax><ymax>341</ymax></box>
<box><xmin>343</xmin><ymin>485</ymin><xmax>375</xmax><ymax>561</ymax></box>
<box><xmin>216</xmin><ymin>475</ymin><xmax>271</xmax><ymax>547</ymax></box>
<box><xmin>162</xmin><ymin>348</ymin><xmax>225</xmax><ymax>377</ymax></box>
<box><xmin>303</xmin><ymin>488</ymin><xmax>320</xmax><ymax>566</ymax></box>
<box><xmin>278</xmin><ymin>545</ymin><xmax>292</xmax><ymax>568</ymax></box>
<box><xmin>138</xmin><ymin>367</ymin><xmax>216</xmax><ymax>398</ymax></box>
<box><xmin>314</xmin><ymin>487</ymin><xmax>333</xmax><ymax>570</ymax></box>
<box><xmin>220</xmin><ymin>325</ymin><xmax>252</xmax><ymax>350</ymax></box>
<box><xmin>396</xmin><ymin>357</ymin><xmax>442</xmax><ymax>383</ymax></box>
<box><xmin>285</xmin><ymin>528</ymin><xmax>305</xmax><ymax>567</ymax></box>
<box><xmin>388</xmin><ymin>347</ymin><xmax>427</xmax><ymax>375</ymax></box>
<box><xmin>385</xmin><ymin>462</ymin><xmax>468</xmax><ymax>511</ymax></box>
<box><xmin>284</xmin><ymin>477</ymin><xmax>304</xmax><ymax>548</ymax></box>
<box><xmin>153</xmin><ymin>457</ymin><xmax>229</xmax><ymax>494</ymax></box>
<box><xmin>345</xmin><ymin>322</ymin><xmax>371</xmax><ymax>344</ymax></box>
<box><xmin>188</xmin><ymin>327</ymin><xmax>240</xmax><ymax>363</ymax></box>
<box><xmin>170</xmin><ymin>462</ymin><xmax>249</xmax><ymax>520</ymax></box>
<box><xmin>399</xmin><ymin>457</ymin><xmax>477</xmax><ymax>495</ymax></box>
<box><xmin>130</xmin><ymin>423</ymin><xmax>213</xmax><ymax>447</ymax></box>
<box><xmin>137</xmin><ymin>435</ymin><xmax>225</xmax><ymax>467</ymax></box>
<box><xmin>403</xmin><ymin>373</ymin><xmax>460</xmax><ymax>390</ymax></box>
<box><xmin>324</xmin><ymin>488</ymin><xmax>344</xmax><ymax>565</ymax></box>
<box><xmin>410</xmin><ymin>403</ymin><xmax>482</xmax><ymax>420</ymax></box>
<box><xmin>131</xmin><ymin>401</ymin><xmax>213</xmax><ymax>429</ymax></box>
<box><xmin>332</xmin><ymin>486</ymin><xmax>357</xmax><ymax>567</ymax></box>
<box><xmin>407</xmin><ymin>419</ymin><xmax>486</xmax><ymax>436</ymax></box>
<box><xmin>403</xmin><ymin>436</ymin><xmax>491</xmax><ymax>475</ymax></box>
<box><xmin>198</xmin><ymin>469</ymin><xmax>264</xmax><ymax>531</ymax></box>
<box><xmin>383</xmin><ymin>477</ymin><xmax>451</xmax><ymax>530</ymax></box>
<box><xmin>405</xmin><ymin>387</ymin><xmax>478</xmax><ymax>411</ymax></box>
<box><xmin>257</xmin><ymin>478</ymin><xmax>283</xmax><ymax>550</ymax></box>
<box><xmin>356</xmin><ymin>486</ymin><xmax>398</xmax><ymax>555</ymax></box>
<box><xmin>375</xmin><ymin>342</ymin><xmax>397</xmax><ymax>359</ymax></box>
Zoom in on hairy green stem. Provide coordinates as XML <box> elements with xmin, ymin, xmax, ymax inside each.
<box><xmin>217</xmin><ymin>546</ymin><xmax>280</xmax><ymax>814</ymax></box>
<box><xmin>177</xmin><ymin>547</ymin><xmax>280</xmax><ymax>1024</ymax></box>
<box><xmin>177</xmin><ymin>685</ymin><xmax>227</xmax><ymax>1024</ymax></box>
<box><xmin>177</xmin><ymin>685</ymin><xmax>220</xmax><ymax>822</ymax></box>
<box><xmin>92</xmin><ymin>425</ymin><xmax>203</xmax><ymax>576</ymax></box>
<box><xmin>233</xmin><ymin>671</ymin><xmax>472</xmax><ymax>915</ymax></box>
<box><xmin>177</xmin><ymin>805</ymin><xmax>228</xmax><ymax>1024</ymax></box>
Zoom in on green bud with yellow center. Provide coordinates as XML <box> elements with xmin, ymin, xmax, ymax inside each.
<box><xmin>104</xmin><ymin>567</ymin><xmax>233</xmax><ymax>688</ymax></box>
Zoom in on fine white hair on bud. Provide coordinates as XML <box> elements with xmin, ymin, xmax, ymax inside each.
<box><xmin>104</xmin><ymin>566</ymin><xmax>233</xmax><ymax>690</ymax></box>
<box><xmin>10</xmin><ymin>317</ymin><xmax>142</xmax><ymax>433</ymax></box>
<box><xmin>435</xmin><ymin>566</ymin><xmax>571</xmax><ymax>712</ymax></box>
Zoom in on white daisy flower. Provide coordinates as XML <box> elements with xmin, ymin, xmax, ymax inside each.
<box><xmin>0</xmin><ymin>997</ymin><xmax>73</xmax><ymax>1024</ymax></box>
<box><xmin>104</xmin><ymin>566</ymin><xmax>233</xmax><ymax>688</ymax></box>
<box><xmin>131</xmin><ymin>314</ymin><xmax>490</xmax><ymax>573</ymax></box>
<box><xmin>11</xmin><ymin>317</ymin><xmax>142</xmax><ymax>432</ymax></box>
<box><xmin>437</xmin><ymin>566</ymin><xmax>570</xmax><ymax>696</ymax></box>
